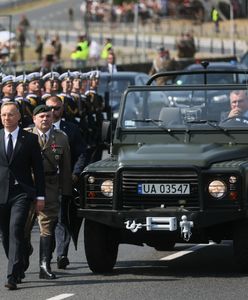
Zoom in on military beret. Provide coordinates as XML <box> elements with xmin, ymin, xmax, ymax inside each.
<box><xmin>2</xmin><ymin>75</ymin><xmax>15</xmax><ymax>87</ymax></box>
<box><xmin>42</xmin><ymin>72</ymin><xmax>60</xmax><ymax>82</ymax></box>
<box><xmin>157</xmin><ymin>45</ymin><xmax>165</xmax><ymax>52</ymax></box>
<box><xmin>26</xmin><ymin>72</ymin><xmax>40</xmax><ymax>83</ymax></box>
<box><xmin>15</xmin><ymin>74</ymin><xmax>26</xmax><ymax>85</ymax></box>
<box><xmin>59</xmin><ymin>71</ymin><xmax>72</xmax><ymax>81</ymax></box>
<box><xmin>33</xmin><ymin>104</ymin><xmax>52</xmax><ymax>116</ymax></box>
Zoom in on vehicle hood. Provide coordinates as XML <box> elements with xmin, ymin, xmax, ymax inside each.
<box><xmin>118</xmin><ymin>143</ymin><xmax>248</xmax><ymax>168</ymax></box>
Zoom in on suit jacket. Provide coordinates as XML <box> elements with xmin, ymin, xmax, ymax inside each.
<box><xmin>59</xmin><ymin>120</ymin><xmax>86</xmax><ymax>175</ymax></box>
<box><xmin>0</xmin><ymin>128</ymin><xmax>45</xmax><ymax>204</ymax></box>
<box><xmin>100</xmin><ymin>64</ymin><xmax>124</xmax><ymax>73</ymax></box>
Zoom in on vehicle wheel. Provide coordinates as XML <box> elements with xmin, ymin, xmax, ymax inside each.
<box><xmin>84</xmin><ymin>219</ymin><xmax>119</xmax><ymax>273</ymax></box>
<box><xmin>154</xmin><ymin>240</ymin><xmax>176</xmax><ymax>251</ymax></box>
<box><xmin>233</xmin><ymin>220</ymin><xmax>248</xmax><ymax>271</ymax></box>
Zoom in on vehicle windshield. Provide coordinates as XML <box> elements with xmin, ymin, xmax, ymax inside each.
<box><xmin>98</xmin><ymin>77</ymin><xmax>134</xmax><ymax>112</ymax></box>
<box><xmin>175</xmin><ymin>72</ymin><xmax>246</xmax><ymax>85</ymax></box>
<box><xmin>121</xmin><ymin>86</ymin><xmax>248</xmax><ymax>130</ymax></box>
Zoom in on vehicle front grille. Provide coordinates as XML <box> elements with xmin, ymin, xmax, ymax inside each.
<box><xmin>121</xmin><ymin>170</ymin><xmax>199</xmax><ymax>209</ymax></box>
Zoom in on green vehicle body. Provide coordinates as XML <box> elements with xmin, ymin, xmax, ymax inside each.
<box><xmin>77</xmin><ymin>69</ymin><xmax>248</xmax><ymax>273</ymax></box>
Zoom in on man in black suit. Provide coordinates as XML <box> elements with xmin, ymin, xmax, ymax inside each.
<box><xmin>45</xmin><ymin>95</ymin><xmax>86</xmax><ymax>269</ymax></box>
<box><xmin>0</xmin><ymin>101</ymin><xmax>45</xmax><ymax>290</ymax></box>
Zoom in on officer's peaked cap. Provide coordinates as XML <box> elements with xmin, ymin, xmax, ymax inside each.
<box><xmin>33</xmin><ymin>104</ymin><xmax>52</xmax><ymax>116</ymax></box>
<box><xmin>26</xmin><ymin>72</ymin><xmax>40</xmax><ymax>83</ymax></box>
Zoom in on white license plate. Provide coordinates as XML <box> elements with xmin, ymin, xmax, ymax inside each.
<box><xmin>138</xmin><ymin>183</ymin><xmax>190</xmax><ymax>195</ymax></box>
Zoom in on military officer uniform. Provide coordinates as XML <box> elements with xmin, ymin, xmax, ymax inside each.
<box><xmin>25</xmin><ymin>105</ymin><xmax>72</xmax><ymax>279</ymax></box>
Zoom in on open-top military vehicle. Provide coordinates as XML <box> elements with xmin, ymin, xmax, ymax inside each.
<box><xmin>77</xmin><ymin>67</ymin><xmax>248</xmax><ymax>273</ymax></box>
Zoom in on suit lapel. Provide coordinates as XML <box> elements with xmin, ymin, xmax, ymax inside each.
<box><xmin>11</xmin><ymin>129</ymin><xmax>25</xmax><ymax>162</ymax></box>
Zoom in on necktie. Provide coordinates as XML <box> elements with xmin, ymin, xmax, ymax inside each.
<box><xmin>7</xmin><ymin>133</ymin><xmax>13</xmax><ymax>161</ymax></box>
<box><xmin>41</xmin><ymin>133</ymin><xmax>47</xmax><ymax>145</ymax></box>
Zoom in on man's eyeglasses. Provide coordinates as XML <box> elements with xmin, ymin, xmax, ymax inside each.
<box><xmin>47</xmin><ymin>106</ymin><xmax>61</xmax><ymax>111</ymax></box>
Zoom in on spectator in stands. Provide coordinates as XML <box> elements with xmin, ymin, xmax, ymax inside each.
<box><xmin>35</xmin><ymin>34</ymin><xmax>43</xmax><ymax>62</ymax></box>
<box><xmin>176</xmin><ymin>32</ymin><xmax>196</xmax><ymax>58</ymax></box>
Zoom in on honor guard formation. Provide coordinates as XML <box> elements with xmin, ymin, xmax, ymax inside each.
<box><xmin>0</xmin><ymin>69</ymin><xmax>110</xmax><ymax>290</ymax></box>
<box><xmin>0</xmin><ymin>69</ymin><xmax>108</xmax><ymax>164</ymax></box>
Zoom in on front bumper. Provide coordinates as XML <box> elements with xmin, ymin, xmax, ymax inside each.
<box><xmin>77</xmin><ymin>208</ymin><xmax>246</xmax><ymax>229</ymax></box>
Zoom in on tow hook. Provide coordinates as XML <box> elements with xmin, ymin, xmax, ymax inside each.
<box><xmin>179</xmin><ymin>215</ymin><xmax>194</xmax><ymax>241</ymax></box>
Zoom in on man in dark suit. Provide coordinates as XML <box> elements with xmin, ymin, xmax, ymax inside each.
<box><xmin>0</xmin><ymin>101</ymin><xmax>45</xmax><ymax>290</ymax></box>
<box><xmin>45</xmin><ymin>95</ymin><xmax>86</xmax><ymax>269</ymax></box>
<box><xmin>100</xmin><ymin>51</ymin><xmax>123</xmax><ymax>73</ymax></box>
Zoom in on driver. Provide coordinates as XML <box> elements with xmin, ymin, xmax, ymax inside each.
<box><xmin>228</xmin><ymin>90</ymin><xmax>248</xmax><ymax>118</ymax></box>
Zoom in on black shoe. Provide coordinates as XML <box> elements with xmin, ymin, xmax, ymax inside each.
<box><xmin>39</xmin><ymin>264</ymin><xmax>56</xmax><ymax>280</ymax></box>
<box><xmin>57</xmin><ymin>256</ymin><xmax>70</xmax><ymax>269</ymax></box>
<box><xmin>16</xmin><ymin>272</ymin><xmax>25</xmax><ymax>284</ymax></box>
<box><xmin>5</xmin><ymin>277</ymin><xmax>17</xmax><ymax>290</ymax></box>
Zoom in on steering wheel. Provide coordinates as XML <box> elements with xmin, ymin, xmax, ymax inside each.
<box><xmin>220</xmin><ymin>116</ymin><xmax>248</xmax><ymax>126</ymax></box>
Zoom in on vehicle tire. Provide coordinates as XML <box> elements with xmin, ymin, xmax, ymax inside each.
<box><xmin>153</xmin><ymin>240</ymin><xmax>176</xmax><ymax>251</ymax></box>
<box><xmin>84</xmin><ymin>219</ymin><xmax>119</xmax><ymax>273</ymax></box>
<box><xmin>233</xmin><ymin>220</ymin><xmax>248</xmax><ymax>271</ymax></box>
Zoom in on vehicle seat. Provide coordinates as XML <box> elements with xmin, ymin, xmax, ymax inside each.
<box><xmin>159</xmin><ymin>107</ymin><xmax>181</xmax><ymax>125</ymax></box>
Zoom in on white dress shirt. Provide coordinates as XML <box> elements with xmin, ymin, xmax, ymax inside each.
<box><xmin>4</xmin><ymin>126</ymin><xmax>19</xmax><ymax>153</ymax></box>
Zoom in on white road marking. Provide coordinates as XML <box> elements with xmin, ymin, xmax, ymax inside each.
<box><xmin>160</xmin><ymin>242</ymin><xmax>215</xmax><ymax>261</ymax></box>
<box><xmin>46</xmin><ymin>294</ymin><xmax>74</xmax><ymax>300</ymax></box>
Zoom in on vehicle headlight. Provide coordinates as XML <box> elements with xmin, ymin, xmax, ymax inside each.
<box><xmin>208</xmin><ymin>180</ymin><xmax>227</xmax><ymax>198</ymax></box>
<box><xmin>101</xmin><ymin>180</ymin><xmax>113</xmax><ymax>197</ymax></box>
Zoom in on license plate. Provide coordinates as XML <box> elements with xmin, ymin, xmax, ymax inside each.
<box><xmin>138</xmin><ymin>183</ymin><xmax>190</xmax><ymax>195</ymax></box>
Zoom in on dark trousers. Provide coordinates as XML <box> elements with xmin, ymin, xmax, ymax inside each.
<box><xmin>55</xmin><ymin>196</ymin><xmax>70</xmax><ymax>257</ymax></box>
<box><xmin>0</xmin><ymin>186</ymin><xmax>30</xmax><ymax>279</ymax></box>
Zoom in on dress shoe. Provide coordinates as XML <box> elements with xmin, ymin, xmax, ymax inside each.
<box><xmin>16</xmin><ymin>272</ymin><xmax>25</xmax><ymax>284</ymax></box>
<box><xmin>5</xmin><ymin>277</ymin><xmax>17</xmax><ymax>290</ymax></box>
<box><xmin>57</xmin><ymin>256</ymin><xmax>70</xmax><ymax>269</ymax></box>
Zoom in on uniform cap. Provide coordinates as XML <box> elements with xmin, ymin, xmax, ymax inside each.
<box><xmin>26</xmin><ymin>72</ymin><xmax>40</xmax><ymax>83</ymax></box>
<box><xmin>2</xmin><ymin>75</ymin><xmax>15</xmax><ymax>86</ymax></box>
<box><xmin>42</xmin><ymin>72</ymin><xmax>60</xmax><ymax>82</ymax></box>
<box><xmin>72</xmin><ymin>71</ymin><xmax>81</xmax><ymax>79</ymax></box>
<box><xmin>157</xmin><ymin>45</ymin><xmax>165</xmax><ymax>52</ymax></box>
<box><xmin>33</xmin><ymin>104</ymin><xmax>52</xmax><ymax>116</ymax></box>
<box><xmin>59</xmin><ymin>71</ymin><xmax>73</xmax><ymax>81</ymax></box>
<box><xmin>15</xmin><ymin>74</ymin><xmax>26</xmax><ymax>85</ymax></box>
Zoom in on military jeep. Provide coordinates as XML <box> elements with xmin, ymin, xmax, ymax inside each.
<box><xmin>78</xmin><ymin>68</ymin><xmax>248</xmax><ymax>273</ymax></box>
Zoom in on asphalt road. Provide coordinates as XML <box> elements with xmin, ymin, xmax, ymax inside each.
<box><xmin>0</xmin><ymin>221</ymin><xmax>248</xmax><ymax>300</ymax></box>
